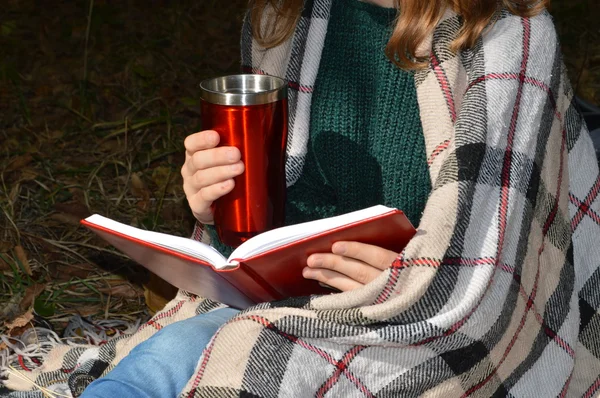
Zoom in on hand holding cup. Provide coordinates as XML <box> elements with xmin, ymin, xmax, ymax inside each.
<box><xmin>181</xmin><ymin>130</ymin><xmax>245</xmax><ymax>225</ymax></box>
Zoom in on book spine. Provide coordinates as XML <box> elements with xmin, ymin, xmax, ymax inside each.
<box><xmin>222</xmin><ymin>259</ymin><xmax>283</xmax><ymax>303</ymax></box>
<box><xmin>232</xmin><ymin>259</ymin><xmax>283</xmax><ymax>301</ymax></box>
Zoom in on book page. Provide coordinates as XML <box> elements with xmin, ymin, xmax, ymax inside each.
<box><xmin>85</xmin><ymin>215</ymin><xmax>228</xmax><ymax>267</ymax></box>
<box><xmin>227</xmin><ymin>205</ymin><xmax>394</xmax><ymax>263</ymax></box>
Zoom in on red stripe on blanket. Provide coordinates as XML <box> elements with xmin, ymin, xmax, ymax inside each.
<box><xmin>188</xmin><ymin>314</ymin><xmax>374</xmax><ymax>395</ymax></box>
<box><xmin>375</xmin><ymin>256</ymin><xmax>516</xmax><ymax>304</ymax></box>
<box><xmin>467</xmin><ymin>73</ymin><xmax>551</xmax><ymax>95</ymax></box>
<box><xmin>408</xmin><ymin>15</ymin><xmax>534</xmax><ymax>363</ymax></box>
<box><xmin>192</xmin><ymin>222</ymin><xmax>204</xmax><ymax>241</ymax></box>
<box><xmin>430</xmin><ymin>51</ymin><xmax>457</xmax><ymax>123</ymax></box>
<box><xmin>18</xmin><ymin>355</ymin><xmax>31</xmax><ymax>372</ymax></box>
<box><xmin>559</xmin><ymin>372</ymin><xmax>573</xmax><ymax>398</ymax></box>
<box><xmin>144</xmin><ymin>319</ymin><xmax>163</xmax><ymax>331</ymax></box>
<box><xmin>463</xmin><ymin>18</ymin><xmax>574</xmax><ymax>396</ymax></box>
<box><xmin>421</xmin><ymin>124</ymin><xmax>571</xmax><ymax>396</ymax></box>
<box><xmin>461</xmin><ymin>288</ymin><xmax>538</xmax><ymax>398</ymax></box>
<box><xmin>583</xmin><ymin>374</ymin><xmax>600</xmax><ymax>398</ymax></box>
<box><xmin>140</xmin><ymin>300</ymin><xmax>186</xmax><ymax>331</ymax></box>
<box><xmin>369</xmin><ymin>45</ymin><xmax>457</xmax><ymax>305</ymax></box>
<box><xmin>427</xmin><ymin>139</ymin><xmax>451</xmax><ymax>165</ymax></box>
<box><xmin>390</xmin><ymin>256</ymin><xmax>511</xmax><ymax>269</ymax></box>
<box><xmin>541</xmin><ymin>126</ymin><xmax>566</xmax><ymax>235</ymax></box>
<box><xmin>466</xmin><ymin>73</ymin><xmax>568</xmax><ymax>127</ymax></box>
<box><xmin>375</xmin><ymin>253</ymin><xmax>405</xmax><ymax>303</ymax></box>
<box><xmin>287</xmin><ymin>80</ymin><xmax>314</xmax><ymax>93</ymax></box>
<box><xmin>317</xmin><ymin>346</ymin><xmax>373</xmax><ymax>398</ymax></box>
<box><xmin>497</xmin><ymin>17</ymin><xmax>531</xmax><ymax>260</ymax></box>
<box><xmin>467</xmin><ymin>73</ymin><xmax>555</xmax><ymax>108</ymax></box>
<box><xmin>536</xmin><ymin>311</ymin><xmax>575</xmax><ymax>358</ymax></box>
<box><xmin>570</xmin><ymin>176</ymin><xmax>600</xmax><ymax>231</ymax></box>
<box><xmin>519</xmin><ymin>283</ymin><xmax>575</xmax><ymax>357</ymax></box>
<box><xmin>583</xmin><ymin>377</ymin><xmax>600</xmax><ymax>398</ymax></box>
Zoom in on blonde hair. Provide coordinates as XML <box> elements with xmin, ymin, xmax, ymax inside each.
<box><xmin>249</xmin><ymin>0</ymin><xmax>549</xmax><ymax>69</ymax></box>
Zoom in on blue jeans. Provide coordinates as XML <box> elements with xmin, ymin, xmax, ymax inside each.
<box><xmin>81</xmin><ymin>307</ymin><xmax>240</xmax><ymax>398</ymax></box>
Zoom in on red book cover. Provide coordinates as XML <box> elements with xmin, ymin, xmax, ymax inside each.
<box><xmin>81</xmin><ymin>208</ymin><xmax>416</xmax><ymax>309</ymax></box>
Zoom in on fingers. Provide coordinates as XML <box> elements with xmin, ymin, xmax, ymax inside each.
<box><xmin>303</xmin><ymin>268</ymin><xmax>363</xmax><ymax>292</ymax></box>
<box><xmin>193</xmin><ymin>147</ymin><xmax>241</xmax><ymax>171</ymax></box>
<box><xmin>306</xmin><ymin>253</ymin><xmax>382</xmax><ymax>285</ymax></box>
<box><xmin>184</xmin><ymin>161</ymin><xmax>244</xmax><ymax>192</ymax></box>
<box><xmin>303</xmin><ymin>242</ymin><xmax>399</xmax><ymax>292</ymax></box>
<box><xmin>181</xmin><ymin>131</ymin><xmax>247</xmax><ymax>225</ymax></box>
<box><xmin>184</xmin><ymin>130</ymin><xmax>220</xmax><ymax>155</ymax></box>
<box><xmin>183</xmin><ymin>146</ymin><xmax>241</xmax><ymax>178</ymax></box>
<box><xmin>331</xmin><ymin>242</ymin><xmax>398</xmax><ymax>270</ymax></box>
<box><xmin>197</xmin><ymin>179</ymin><xmax>236</xmax><ymax>203</ymax></box>
<box><xmin>188</xmin><ymin>179</ymin><xmax>236</xmax><ymax>223</ymax></box>
<box><xmin>182</xmin><ymin>130</ymin><xmax>240</xmax><ymax>177</ymax></box>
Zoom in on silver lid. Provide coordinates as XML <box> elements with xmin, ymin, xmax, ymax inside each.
<box><xmin>199</xmin><ymin>74</ymin><xmax>287</xmax><ymax>106</ymax></box>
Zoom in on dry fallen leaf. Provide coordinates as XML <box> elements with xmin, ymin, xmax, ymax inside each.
<box><xmin>14</xmin><ymin>245</ymin><xmax>32</xmax><ymax>276</ymax></box>
<box><xmin>0</xmin><ymin>257</ymin><xmax>10</xmax><ymax>271</ymax></box>
<box><xmin>76</xmin><ymin>305</ymin><xmax>102</xmax><ymax>317</ymax></box>
<box><xmin>99</xmin><ymin>279</ymin><xmax>144</xmax><ymax>299</ymax></box>
<box><xmin>5</xmin><ymin>153</ymin><xmax>33</xmax><ymax>172</ymax></box>
<box><xmin>54</xmin><ymin>201</ymin><xmax>91</xmax><ymax>220</ymax></box>
<box><xmin>19</xmin><ymin>283</ymin><xmax>47</xmax><ymax>311</ymax></box>
<box><xmin>50</xmin><ymin>212</ymin><xmax>83</xmax><ymax>226</ymax></box>
<box><xmin>4</xmin><ymin>308</ymin><xmax>34</xmax><ymax>333</ymax></box>
<box><xmin>131</xmin><ymin>172</ymin><xmax>151</xmax><ymax>210</ymax></box>
<box><xmin>0</xmin><ymin>240</ymin><xmax>12</xmax><ymax>252</ymax></box>
<box><xmin>19</xmin><ymin>168</ymin><xmax>38</xmax><ymax>181</ymax></box>
<box><xmin>49</xmin><ymin>263</ymin><xmax>98</xmax><ymax>281</ymax></box>
<box><xmin>9</xmin><ymin>183</ymin><xmax>20</xmax><ymax>204</ymax></box>
<box><xmin>144</xmin><ymin>273</ymin><xmax>177</xmax><ymax>314</ymax></box>
<box><xmin>131</xmin><ymin>172</ymin><xmax>149</xmax><ymax>197</ymax></box>
<box><xmin>151</xmin><ymin>166</ymin><xmax>173</xmax><ymax>193</ymax></box>
<box><xmin>0</xmin><ymin>293</ymin><xmax>23</xmax><ymax>323</ymax></box>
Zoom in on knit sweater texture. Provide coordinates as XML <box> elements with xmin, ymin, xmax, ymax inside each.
<box><xmin>286</xmin><ymin>0</ymin><xmax>430</xmax><ymax>225</ymax></box>
<box><xmin>209</xmin><ymin>0</ymin><xmax>430</xmax><ymax>254</ymax></box>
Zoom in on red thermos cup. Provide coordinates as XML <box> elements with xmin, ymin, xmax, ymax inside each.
<box><xmin>199</xmin><ymin>74</ymin><xmax>288</xmax><ymax>247</ymax></box>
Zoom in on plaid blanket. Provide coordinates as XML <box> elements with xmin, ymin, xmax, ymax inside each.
<box><xmin>3</xmin><ymin>1</ymin><xmax>600</xmax><ymax>396</ymax></box>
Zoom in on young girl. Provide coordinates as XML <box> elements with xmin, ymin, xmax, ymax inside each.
<box><xmin>6</xmin><ymin>0</ymin><xmax>600</xmax><ymax>396</ymax></box>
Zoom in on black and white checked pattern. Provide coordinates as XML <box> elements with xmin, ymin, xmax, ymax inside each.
<box><xmin>242</xmin><ymin>0</ymin><xmax>332</xmax><ymax>186</ymax></box>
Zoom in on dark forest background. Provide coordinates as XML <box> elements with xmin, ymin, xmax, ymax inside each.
<box><xmin>0</xmin><ymin>0</ymin><xmax>598</xmax><ymax>338</ymax></box>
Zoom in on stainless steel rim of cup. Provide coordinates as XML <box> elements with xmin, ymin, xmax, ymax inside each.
<box><xmin>199</xmin><ymin>74</ymin><xmax>288</xmax><ymax>106</ymax></box>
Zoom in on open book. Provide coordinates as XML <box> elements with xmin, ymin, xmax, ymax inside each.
<box><xmin>81</xmin><ymin>205</ymin><xmax>416</xmax><ymax>309</ymax></box>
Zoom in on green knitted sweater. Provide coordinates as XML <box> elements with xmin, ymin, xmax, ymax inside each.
<box><xmin>208</xmin><ymin>0</ymin><xmax>431</xmax><ymax>254</ymax></box>
<box><xmin>285</xmin><ymin>0</ymin><xmax>430</xmax><ymax>225</ymax></box>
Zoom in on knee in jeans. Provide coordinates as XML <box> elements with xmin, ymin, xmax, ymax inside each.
<box><xmin>136</xmin><ymin>323</ymin><xmax>194</xmax><ymax>354</ymax></box>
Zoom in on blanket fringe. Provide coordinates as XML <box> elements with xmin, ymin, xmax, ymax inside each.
<box><xmin>62</xmin><ymin>314</ymin><xmax>142</xmax><ymax>345</ymax></box>
<box><xmin>1</xmin><ymin>315</ymin><xmax>143</xmax><ymax>388</ymax></box>
<box><xmin>1</xmin><ymin>327</ymin><xmax>63</xmax><ymax>376</ymax></box>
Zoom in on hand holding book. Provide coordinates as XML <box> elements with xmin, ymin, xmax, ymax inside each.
<box><xmin>304</xmin><ymin>241</ymin><xmax>400</xmax><ymax>292</ymax></box>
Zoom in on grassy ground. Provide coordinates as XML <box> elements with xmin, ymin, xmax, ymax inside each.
<box><xmin>0</xmin><ymin>0</ymin><xmax>598</xmax><ymax>340</ymax></box>
<box><xmin>0</xmin><ymin>0</ymin><xmax>247</xmax><ymax>338</ymax></box>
